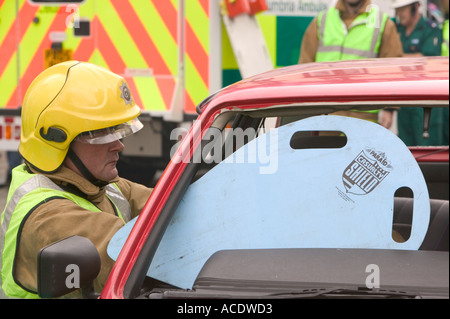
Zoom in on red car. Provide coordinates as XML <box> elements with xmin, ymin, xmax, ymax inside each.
<box><xmin>38</xmin><ymin>57</ymin><xmax>449</xmax><ymax>300</ymax></box>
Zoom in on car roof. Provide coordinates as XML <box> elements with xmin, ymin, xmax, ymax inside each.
<box><xmin>198</xmin><ymin>57</ymin><xmax>449</xmax><ymax>118</ymax></box>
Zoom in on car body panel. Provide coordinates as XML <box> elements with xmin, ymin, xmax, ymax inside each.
<box><xmin>108</xmin><ymin>115</ymin><xmax>431</xmax><ymax>289</ymax></box>
<box><xmin>189</xmin><ymin>248</ymin><xmax>449</xmax><ymax>299</ymax></box>
<box><xmin>197</xmin><ymin>57</ymin><xmax>449</xmax><ymax>116</ymax></box>
<box><xmin>101</xmin><ymin>57</ymin><xmax>449</xmax><ymax>299</ymax></box>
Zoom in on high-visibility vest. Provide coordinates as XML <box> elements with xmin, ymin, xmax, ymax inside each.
<box><xmin>0</xmin><ymin>164</ymin><xmax>130</xmax><ymax>298</ymax></box>
<box><xmin>442</xmin><ymin>20</ymin><xmax>449</xmax><ymax>57</ymax></box>
<box><xmin>316</xmin><ymin>6</ymin><xmax>388</xmax><ymax>62</ymax></box>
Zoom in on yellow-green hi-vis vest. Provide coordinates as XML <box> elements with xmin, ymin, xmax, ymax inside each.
<box><xmin>316</xmin><ymin>6</ymin><xmax>388</xmax><ymax>62</ymax></box>
<box><xmin>0</xmin><ymin>164</ymin><xmax>131</xmax><ymax>299</ymax></box>
<box><xmin>442</xmin><ymin>20</ymin><xmax>449</xmax><ymax>57</ymax></box>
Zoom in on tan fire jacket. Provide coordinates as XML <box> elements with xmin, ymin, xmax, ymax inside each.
<box><xmin>14</xmin><ymin>165</ymin><xmax>152</xmax><ymax>294</ymax></box>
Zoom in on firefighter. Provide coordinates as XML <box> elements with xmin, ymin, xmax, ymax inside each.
<box><xmin>0</xmin><ymin>61</ymin><xmax>152</xmax><ymax>298</ymax></box>
<box><xmin>298</xmin><ymin>0</ymin><xmax>403</xmax><ymax>129</ymax></box>
<box><xmin>299</xmin><ymin>0</ymin><xmax>403</xmax><ymax>63</ymax></box>
<box><xmin>393</xmin><ymin>0</ymin><xmax>448</xmax><ymax>146</ymax></box>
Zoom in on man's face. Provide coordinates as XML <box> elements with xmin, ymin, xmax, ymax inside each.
<box><xmin>69</xmin><ymin>139</ymin><xmax>125</xmax><ymax>182</ymax></box>
<box><xmin>343</xmin><ymin>0</ymin><xmax>365</xmax><ymax>7</ymax></box>
<box><xmin>396</xmin><ymin>5</ymin><xmax>414</xmax><ymax>26</ymax></box>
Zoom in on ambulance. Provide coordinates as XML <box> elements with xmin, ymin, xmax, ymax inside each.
<box><xmin>0</xmin><ymin>0</ymin><xmax>425</xmax><ymax>185</ymax></box>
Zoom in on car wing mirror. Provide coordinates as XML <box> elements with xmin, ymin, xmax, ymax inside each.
<box><xmin>37</xmin><ymin>236</ymin><xmax>101</xmax><ymax>299</ymax></box>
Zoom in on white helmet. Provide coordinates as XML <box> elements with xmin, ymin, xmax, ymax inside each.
<box><xmin>391</xmin><ymin>0</ymin><xmax>420</xmax><ymax>9</ymax></box>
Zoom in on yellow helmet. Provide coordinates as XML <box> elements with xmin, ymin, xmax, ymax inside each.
<box><xmin>19</xmin><ymin>61</ymin><xmax>142</xmax><ymax>173</ymax></box>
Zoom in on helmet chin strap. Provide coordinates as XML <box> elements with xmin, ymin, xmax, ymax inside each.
<box><xmin>67</xmin><ymin>148</ymin><xmax>109</xmax><ymax>188</ymax></box>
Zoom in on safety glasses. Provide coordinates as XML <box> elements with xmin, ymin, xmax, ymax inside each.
<box><xmin>74</xmin><ymin>118</ymin><xmax>143</xmax><ymax>145</ymax></box>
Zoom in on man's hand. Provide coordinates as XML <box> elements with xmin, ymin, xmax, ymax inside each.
<box><xmin>379</xmin><ymin>109</ymin><xmax>394</xmax><ymax>129</ymax></box>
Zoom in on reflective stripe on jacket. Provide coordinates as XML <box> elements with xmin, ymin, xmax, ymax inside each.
<box><xmin>316</xmin><ymin>6</ymin><xmax>388</xmax><ymax>62</ymax></box>
<box><xmin>0</xmin><ymin>164</ymin><xmax>131</xmax><ymax>298</ymax></box>
<box><xmin>443</xmin><ymin>20</ymin><xmax>449</xmax><ymax>57</ymax></box>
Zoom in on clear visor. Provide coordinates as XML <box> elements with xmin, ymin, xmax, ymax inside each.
<box><xmin>74</xmin><ymin>118</ymin><xmax>143</xmax><ymax>145</ymax></box>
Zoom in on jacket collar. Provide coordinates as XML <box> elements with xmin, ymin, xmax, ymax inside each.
<box><xmin>336</xmin><ymin>0</ymin><xmax>372</xmax><ymax>15</ymax></box>
<box><xmin>27</xmin><ymin>164</ymin><xmax>119</xmax><ymax>197</ymax></box>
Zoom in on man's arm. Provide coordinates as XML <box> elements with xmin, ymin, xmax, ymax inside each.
<box><xmin>299</xmin><ymin>18</ymin><xmax>319</xmax><ymax>64</ymax></box>
<box><xmin>15</xmin><ymin>199</ymin><xmax>125</xmax><ymax>294</ymax></box>
<box><xmin>379</xmin><ymin>19</ymin><xmax>404</xmax><ymax>58</ymax></box>
<box><xmin>420</xmin><ymin>22</ymin><xmax>443</xmax><ymax>56</ymax></box>
<box><xmin>116</xmin><ymin>178</ymin><xmax>153</xmax><ymax>219</ymax></box>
